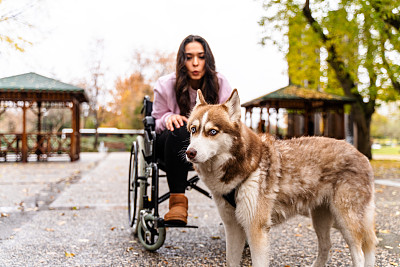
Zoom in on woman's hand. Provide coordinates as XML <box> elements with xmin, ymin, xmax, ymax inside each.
<box><xmin>166</xmin><ymin>114</ymin><xmax>188</xmax><ymax>131</ymax></box>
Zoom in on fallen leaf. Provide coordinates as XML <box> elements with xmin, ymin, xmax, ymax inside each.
<box><xmin>1</xmin><ymin>213</ymin><xmax>9</xmax><ymax>217</ymax></box>
<box><xmin>384</xmin><ymin>246</ymin><xmax>393</xmax><ymax>249</ymax></box>
<box><xmin>57</xmin><ymin>221</ymin><xmax>66</xmax><ymax>226</ymax></box>
<box><xmin>211</xmin><ymin>236</ymin><xmax>220</xmax><ymax>240</ymax></box>
<box><xmin>65</xmin><ymin>252</ymin><xmax>75</xmax><ymax>258</ymax></box>
<box><xmin>295</xmin><ymin>234</ymin><xmax>303</xmax><ymax>237</ymax></box>
<box><xmin>110</xmin><ymin>227</ymin><xmax>116</xmax><ymax>231</ymax></box>
<box><xmin>379</xmin><ymin>229</ymin><xmax>390</xmax><ymax>234</ymax></box>
<box><xmin>45</xmin><ymin>228</ymin><xmax>54</xmax><ymax>232</ymax></box>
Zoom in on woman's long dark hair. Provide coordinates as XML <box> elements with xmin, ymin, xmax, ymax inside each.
<box><xmin>175</xmin><ymin>35</ymin><xmax>219</xmax><ymax>116</ymax></box>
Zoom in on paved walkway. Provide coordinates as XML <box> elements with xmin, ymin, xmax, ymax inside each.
<box><xmin>0</xmin><ymin>152</ymin><xmax>399</xmax><ymax>266</ymax></box>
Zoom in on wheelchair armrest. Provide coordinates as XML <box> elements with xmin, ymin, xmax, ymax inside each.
<box><xmin>143</xmin><ymin>116</ymin><xmax>155</xmax><ymax>129</ymax></box>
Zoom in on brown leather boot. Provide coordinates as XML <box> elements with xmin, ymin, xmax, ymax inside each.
<box><xmin>164</xmin><ymin>193</ymin><xmax>188</xmax><ymax>225</ymax></box>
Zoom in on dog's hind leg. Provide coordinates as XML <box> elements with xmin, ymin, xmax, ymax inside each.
<box><xmin>310</xmin><ymin>205</ymin><xmax>334</xmax><ymax>267</ymax></box>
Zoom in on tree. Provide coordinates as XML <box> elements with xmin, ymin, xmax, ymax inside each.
<box><xmin>107</xmin><ymin>50</ymin><xmax>175</xmax><ymax>129</ymax></box>
<box><xmin>259</xmin><ymin>0</ymin><xmax>400</xmax><ymax>158</ymax></box>
<box><xmin>371</xmin><ymin>111</ymin><xmax>400</xmax><ymax>140</ymax></box>
<box><xmin>78</xmin><ymin>39</ymin><xmax>109</xmax><ymax>150</ymax></box>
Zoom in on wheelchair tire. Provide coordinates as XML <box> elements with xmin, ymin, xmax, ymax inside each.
<box><xmin>138</xmin><ymin>213</ymin><xmax>166</xmax><ymax>251</ymax></box>
<box><xmin>128</xmin><ymin>135</ymin><xmax>147</xmax><ymax>235</ymax></box>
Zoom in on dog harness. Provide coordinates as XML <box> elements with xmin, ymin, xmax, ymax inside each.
<box><xmin>223</xmin><ymin>189</ymin><xmax>236</xmax><ymax>208</ymax></box>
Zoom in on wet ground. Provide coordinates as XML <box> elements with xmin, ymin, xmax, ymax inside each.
<box><xmin>0</xmin><ymin>152</ymin><xmax>399</xmax><ymax>266</ymax></box>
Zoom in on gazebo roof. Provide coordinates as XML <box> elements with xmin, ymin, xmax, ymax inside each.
<box><xmin>241</xmin><ymin>85</ymin><xmax>355</xmax><ymax>109</ymax></box>
<box><xmin>0</xmin><ymin>72</ymin><xmax>88</xmax><ymax>103</ymax></box>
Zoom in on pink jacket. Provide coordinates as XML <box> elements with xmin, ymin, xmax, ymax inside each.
<box><xmin>152</xmin><ymin>72</ymin><xmax>233</xmax><ymax>133</ymax></box>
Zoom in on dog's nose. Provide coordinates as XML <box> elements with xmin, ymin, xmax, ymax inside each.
<box><xmin>186</xmin><ymin>148</ymin><xmax>197</xmax><ymax>160</ymax></box>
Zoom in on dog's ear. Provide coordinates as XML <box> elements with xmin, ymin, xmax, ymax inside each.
<box><xmin>224</xmin><ymin>89</ymin><xmax>241</xmax><ymax>123</ymax></box>
<box><xmin>195</xmin><ymin>89</ymin><xmax>207</xmax><ymax>106</ymax></box>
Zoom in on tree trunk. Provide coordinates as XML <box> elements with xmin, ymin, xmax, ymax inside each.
<box><xmin>352</xmin><ymin>103</ymin><xmax>373</xmax><ymax>159</ymax></box>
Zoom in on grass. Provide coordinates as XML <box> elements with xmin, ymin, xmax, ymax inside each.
<box><xmin>81</xmin><ymin>135</ymin><xmax>136</xmax><ymax>152</ymax></box>
<box><xmin>372</xmin><ymin>145</ymin><xmax>400</xmax><ymax>155</ymax></box>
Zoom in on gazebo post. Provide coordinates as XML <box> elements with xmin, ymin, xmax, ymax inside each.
<box><xmin>70</xmin><ymin>99</ymin><xmax>80</xmax><ymax>161</ymax></box>
<box><xmin>36</xmin><ymin>101</ymin><xmax>42</xmax><ymax>161</ymax></box>
<box><xmin>21</xmin><ymin>102</ymin><xmax>28</xmax><ymax>162</ymax></box>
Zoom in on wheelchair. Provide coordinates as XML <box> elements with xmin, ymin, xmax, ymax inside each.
<box><xmin>128</xmin><ymin>96</ymin><xmax>212</xmax><ymax>251</ymax></box>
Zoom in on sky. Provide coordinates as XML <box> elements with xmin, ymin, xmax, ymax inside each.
<box><xmin>1</xmin><ymin>0</ymin><xmax>288</xmax><ymax>104</ymax></box>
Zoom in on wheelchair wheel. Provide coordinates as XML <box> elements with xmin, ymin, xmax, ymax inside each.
<box><xmin>138</xmin><ymin>213</ymin><xmax>166</xmax><ymax>251</ymax></box>
<box><xmin>128</xmin><ymin>135</ymin><xmax>147</xmax><ymax>235</ymax></box>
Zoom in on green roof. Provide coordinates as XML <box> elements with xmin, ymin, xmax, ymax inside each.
<box><xmin>242</xmin><ymin>85</ymin><xmax>355</xmax><ymax>107</ymax></box>
<box><xmin>0</xmin><ymin>72</ymin><xmax>88</xmax><ymax>102</ymax></box>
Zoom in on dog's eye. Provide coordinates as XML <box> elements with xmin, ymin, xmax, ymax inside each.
<box><xmin>209</xmin><ymin>129</ymin><xmax>218</xmax><ymax>136</ymax></box>
<box><xmin>190</xmin><ymin>126</ymin><xmax>196</xmax><ymax>134</ymax></box>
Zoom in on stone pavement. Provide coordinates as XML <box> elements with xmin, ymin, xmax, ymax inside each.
<box><xmin>0</xmin><ymin>152</ymin><xmax>399</xmax><ymax>266</ymax></box>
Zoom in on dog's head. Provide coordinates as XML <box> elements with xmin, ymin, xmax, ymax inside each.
<box><xmin>185</xmin><ymin>89</ymin><xmax>241</xmax><ymax>164</ymax></box>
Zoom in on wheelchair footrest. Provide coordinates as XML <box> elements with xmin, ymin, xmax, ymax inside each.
<box><xmin>163</xmin><ymin>223</ymin><xmax>198</xmax><ymax>228</ymax></box>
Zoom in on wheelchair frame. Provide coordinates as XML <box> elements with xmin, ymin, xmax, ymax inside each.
<box><xmin>128</xmin><ymin>96</ymin><xmax>212</xmax><ymax>251</ymax></box>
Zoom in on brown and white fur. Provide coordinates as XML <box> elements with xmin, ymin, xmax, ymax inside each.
<box><xmin>185</xmin><ymin>89</ymin><xmax>377</xmax><ymax>267</ymax></box>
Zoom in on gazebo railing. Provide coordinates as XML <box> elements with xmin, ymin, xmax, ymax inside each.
<box><xmin>0</xmin><ymin>132</ymin><xmax>72</xmax><ymax>161</ymax></box>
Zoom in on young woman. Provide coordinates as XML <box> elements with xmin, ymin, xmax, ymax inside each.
<box><xmin>152</xmin><ymin>35</ymin><xmax>233</xmax><ymax>225</ymax></box>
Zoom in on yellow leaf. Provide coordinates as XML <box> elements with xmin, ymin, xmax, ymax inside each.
<box><xmin>65</xmin><ymin>252</ymin><xmax>75</xmax><ymax>258</ymax></box>
<box><xmin>379</xmin><ymin>229</ymin><xmax>390</xmax><ymax>234</ymax></box>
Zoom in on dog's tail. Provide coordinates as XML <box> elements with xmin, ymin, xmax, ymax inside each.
<box><xmin>361</xmin><ymin>200</ymin><xmax>378</xmax><ymax>267</ymax></box>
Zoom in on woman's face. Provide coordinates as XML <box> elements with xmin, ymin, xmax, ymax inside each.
<box><xmin>184</xmin><ymin>41</ymin><xmax>206</xmax><ymax>83</ymax></box>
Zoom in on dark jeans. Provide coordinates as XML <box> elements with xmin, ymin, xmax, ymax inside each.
<box><xmin>156</xmin><ymin>124</ymin><xmax>192</xmax><ymax>193</ymax></box>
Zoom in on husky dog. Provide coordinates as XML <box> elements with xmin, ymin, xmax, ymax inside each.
<box><xmin>185</xmin><ymin>89</ymin><xmax>377</xmax><ymax>267</ymax></box>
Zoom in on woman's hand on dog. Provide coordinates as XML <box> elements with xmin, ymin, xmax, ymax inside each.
<box><xmin>166</xmin><ymin>114</ymin><xmax>188</xmax><ymax>131</ymax></box>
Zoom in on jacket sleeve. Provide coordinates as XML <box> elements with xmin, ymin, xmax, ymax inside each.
<box><xmin>152</xmin><ymin>78</ymin><xmax>175</xmax><ymax>133</ymax></box>
<box><xmin>217</xmin><ymin>73</ymin><xmax>233</xmax><ymax>103</ymax></box>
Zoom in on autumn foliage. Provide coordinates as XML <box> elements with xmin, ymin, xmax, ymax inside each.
<box><xmin>108</xmin><ymin>73</ymin><xmax>152</xmax><ymax>129</ymax></box>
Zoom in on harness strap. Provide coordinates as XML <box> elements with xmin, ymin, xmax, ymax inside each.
<box><xmin>222</xmin><ymin>189</ymin><xmax>236</xmax><ymax>208</ymax></box>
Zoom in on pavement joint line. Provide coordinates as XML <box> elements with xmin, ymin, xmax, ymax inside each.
<box><xmin>375</xmin><ymin>179</ymin><xmax>400</xmax><ymax>188</ymax></box>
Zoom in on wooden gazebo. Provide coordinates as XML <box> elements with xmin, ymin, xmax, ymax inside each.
<box><xmin>242</xmin><ymin>85</ymin><xmax>355</xmax><ymax>139</ymax></box>
<box><xmin>0</xmin><ymin>72</ymin><xmax>88</xmax><ymax>162</ymax></box>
